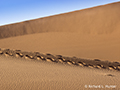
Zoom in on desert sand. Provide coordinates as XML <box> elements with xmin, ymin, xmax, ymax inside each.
<box><xmin>0</xmin><ymin>56</ymin><xmax>120</xmax><ymax>90</ymax></box>
<box><xmin>0</xmin><ymin>1</ymin><xmax>120</xmax><ymax>90</ymax></box>
<box><xmin>0</xmin><ymin>32</ymin><xmax>119</xmax><ymax>62</ymax></box>
<box><xmin>0</xmin><ymin>2</ymin><xmax>120</xmax><ymax>39</ymax></box>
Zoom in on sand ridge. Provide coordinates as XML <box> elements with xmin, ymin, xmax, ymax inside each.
<box><xmin>0</xmin><ymin>48</ymin><xmax>120</xmax><ymax>71</ymax></box>
<box><xmin>0</xmin><ymin>2</ymin><xmax>120</xmax><ymax>90</ymax></box>
<box><xmin>0</xmin><ymin>1</ymin><xmax>120</xmax><ymax>39</ymax></box>
<box><xmin>0</xmin><ymin>32</ymin><xmax>119</xmax><ymax>61</ymax></box>
<box><xmin>0</xmin><ymin>2</ymin><xmax>120</xmax><ymax>62</ymax></box>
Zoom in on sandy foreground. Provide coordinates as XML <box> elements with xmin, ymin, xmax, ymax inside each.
<box><xmin>0</xmin><ymin>56</ymin><xmax>120</xmax><ymax>90</ymax></box>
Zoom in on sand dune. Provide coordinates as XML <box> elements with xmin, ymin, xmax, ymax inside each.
<box><xmin>0</xmin><ymin>32</ymin><xmax>119</xmax><ymax>61</ymax></box>
<box><xmin>0</xmin><ymin>56</ymin><xmax>120</xmax><ymax>90</ymax></box>
<box><xmin>0</xmin><ymin>2</ymin><xmax>120</xmax><ymax>90</ymax></box>
<box><xmin>0</xmin><ymin>2</ymin><xmax>120</xmax><ymax>61</ymax></box>
<box><xmin>0</xmin><ymin>48</ymin><xmax>120</xmax><ymax>71</ymax></box>
<box><xmin>0</xmin><ymin>2</ymin><xmax>120</xmax><ymax>39</ymax></box>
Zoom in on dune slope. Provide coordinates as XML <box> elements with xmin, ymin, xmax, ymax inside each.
<box><xmin>0</xmin><ymin>56</ymin><xmax>120</xmax><ymax>90</ymax></box>
<box><xmin>0</xmin><ymin>2</ymin><xmax>120</xmax><ymax>90</ymax></box>
<box><xmin>0</xmin><ymin>2</ymin><xmax>120</xmax><ymax>38</ymax></box>
<box><xmin>0</xmin><ymin>32</ymin><xmax>120</xmax><ymax>61</ymax></box>
<box><xmin>0</xmin><ymin>2</ymin><xmax>120</xmax><ymax>61</ymax></box>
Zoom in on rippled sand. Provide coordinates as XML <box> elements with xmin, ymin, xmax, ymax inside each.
<box><xmin>0</xmin><ymin>2</ymin><xmax>120</xmax><ymax>90</ymax></box>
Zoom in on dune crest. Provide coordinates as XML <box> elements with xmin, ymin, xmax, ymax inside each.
<box><xmin>0</xmin><ymin>48</ymin><xmax>120</xmax><ymax>71</ymax></box>
<box><xmin>0</xmin><ymin>2</ymin><xmax>120</xmax><ymax>39</ymax></box>
<box><xmin>0</xmin><ymin>2</ymin><xmax>120</xmax><ymax>90</ymax></box>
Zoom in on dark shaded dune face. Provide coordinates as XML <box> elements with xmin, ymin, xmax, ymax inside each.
<box><xmin>0</xmin><ymin>2</ymin><xmax>120</xmax><ymax>39</ymax></box>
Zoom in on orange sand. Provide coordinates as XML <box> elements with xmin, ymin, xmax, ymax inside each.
<box><xmin>0</xmin><ymin>2</ymin><xmax>120</xmax><ymax>90</ymax></box>
<box><xmin>0</xmin><ymin>56</ymin><xmax>120</xmax><ymax>90</ymax></box>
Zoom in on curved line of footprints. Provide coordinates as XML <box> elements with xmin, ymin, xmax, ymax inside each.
<box><xmin>0</xmin><ymin>48</ymin><xmax>120</xmax><ymax>71</ymax></box>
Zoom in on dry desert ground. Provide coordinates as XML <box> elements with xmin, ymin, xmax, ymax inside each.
<box><xmin>0</xmin><ymin>1</ymin><xmax>120</xmax><ymax>90</ymax></box>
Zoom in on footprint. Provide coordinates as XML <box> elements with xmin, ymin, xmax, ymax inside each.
<box><xmin>94</xmin><ymin>59</ymin><xmax>101</xmax><ymax>61</ymax></box>
<box><xmin>108</xmin><ymin>66</ymin><xmax>116</xmax><ymax>70</ymax></box>
<box><xmin>0</xmin><ymin>51</ymin><xmax>3</xmax><ymax>54</ymax></box>
<box><xmin>46</xmin><ymin>58</ymin><xmax>52</xmax><ymax>62</ymax></box>
<box><xmin>105</xmin><ymin>74</ymin><xmax>115</xmax><ymax>77</ymax></box>
<box><xmin>88</xmin><ymin>64</ymin><xmax>94</xmax><ymax>68</ymax></box>
<box><xmin>16</xmin><ymin>53</ymin><xmax>24</xmax><ymax>57</ymax></box>
<box><xmin>67</xmin><ymin>61</ymin><xmax>73</xmax><ymax>65</ymax></box>
<box><xmin>58</xmin><ymin>59</ymin><xmax>63</xmax><ymax>63</ymax></box>
<box><xmin>4</xmin><ymin>53</ymin><xmax>10</xmax><ymax>57</ymax></box>
<box><xmin>117</xmin><ymin>65</ymin><xmax>120</xmax><ymax>70</ymax></box>
<box><xmin>40</xmin><ymin>56</ymin><xmax>46</xmax><ymax>60</ymax></box>
<box><xmin>36</xmin><ymin>56</ymin><xmax>42</xmax><ymax>60</ymax></box>
<box><xmin>78</xmin><ymin>63</ymin><xmax>84</xmax><ymax>67</ymax></box>
<box><xmin>57</xmin><ymin>57</ymin><xmax>66</xmax><ymax>62</ymax></box>
<box><xmin>15</xmin><ymin>54</ymin><xmax>20</xmax><ymax>57</ymax></box>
